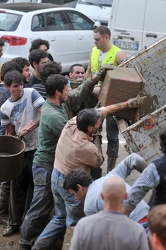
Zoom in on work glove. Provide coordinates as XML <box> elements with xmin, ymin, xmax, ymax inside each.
<box><xmin>92</xmin><ymin>64</ymin><xmax>114</xmax><ymax>82</ymax></box>
<box><xmin>128</xmin><ymin>94</ymin><xmax>147</xmax><ymax>108</ymax></box>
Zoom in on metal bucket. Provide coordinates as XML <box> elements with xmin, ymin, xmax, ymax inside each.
<box><xmin>0</xmin><ymin>136</ymin><xmax>25</xmax><ymax>181</ymax></box>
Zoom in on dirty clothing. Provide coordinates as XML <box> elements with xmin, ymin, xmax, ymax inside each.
<box><xmin>1</xmin><ymin>88</ymin><xmax>44</xmax><ymax>151</ymax></box>
<box><xmin>20</xmin><ymin>163</ymin><xmax>53</xmax><ymax>247</ymax></box>
<box><xmin>9</xmin><ymin>150</ymin><xmax>35</xmax><ymax>227</ymax></box>
<box><xmin>90</xmin><ymin>45</ymin><xmax>121</xmax><ymax>158</ymax></box>
<box><xmin>84</xmin><ymin>153</ymin><xmax>149</xmax><ymax>222</ymax></box>
<box><xmin>55</xmin><ymin>115</ymin><xmax>105</xmax><ymax>175</ymax></box>
<box><xmin>34</xmin><ymin>99</ymin><xmax>68</xmax><ymax>169</ymax></box>
<box><xmin>123</xmin><ymin>154</ymin><xmax>166</xmax><ymax>212</ymax></box>
<box><xmin>65</xmin><ymin>75</ymin><xmax>98</xmax><ymax>110</ymax></box>
<box><xmin>65</xmin><ymin>77</ymin><xmax>98</xmax><ymax>118</ymax></box>
<box><xmin>31</xmin><ymin>169</ymin><xmax>85</xmax><ymax>250</ymax></box>
<box><xmin>1</xmin><ymin>88</ymin><xmax>44</xmax><ymax>228</ymax></box>
<box><xmin>30</xmin><ymin>108</ymin><xmax>107</xmax><ymax>249</ymax></box>
<box><xmin>20</xmin><ymin>77</ymin><xmax>97</xmax><ymax>248</ymax></box>
<box><xmin>0</xmin><ymin>181</ymin><xmax>10</xmax><ymax>215</ymax></box>
<box><xmin>20</xmin><ymin>99</ymin><xmax>67</xmax><ymax>247</ymax></box>
<box><xmin>70</xmin><ymin>211</ymin><xmax>149</xmax><ymax>250</ymax></box>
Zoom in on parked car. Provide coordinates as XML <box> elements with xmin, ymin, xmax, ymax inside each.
<box><xmin>76</xmin><ymin>0</ymin><xmax>113</xmax><ymax>25</ymax></box>
<box><xmin>0</xmin><ymin>3</ymin><xmax>99</xmax><ymax>72</ymax></box>
<box><xmin>108</xmin><ymin>0</ymin><xmax>166</xmax><ymax>57</ymax></box>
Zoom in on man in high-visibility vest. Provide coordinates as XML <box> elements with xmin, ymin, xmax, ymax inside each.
<box><xmin>85</xmin><ymin>25</ymin><xmax>127</xmax><ymax>172</ymax></box>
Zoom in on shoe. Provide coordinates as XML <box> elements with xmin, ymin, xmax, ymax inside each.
<box><xmin>2</xmin><ymin>225</ymin><xmax>19</xmax><ymax>237</ymax></box>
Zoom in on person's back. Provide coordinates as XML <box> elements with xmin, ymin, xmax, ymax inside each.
<box><xmin>71</xmin><ymin>176</ymin><xmax>149</xmax><ymax>250</ymax></box>
<box><xmin>71</xmin><ymin>211</ymin><xmax>147</xmax><ymax>250</ymax></box>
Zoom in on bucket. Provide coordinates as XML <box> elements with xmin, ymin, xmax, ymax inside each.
<box><xmin>0</xmin><ymin>136</ymin><xmax>25</xmax><ymax>181</ymax></box>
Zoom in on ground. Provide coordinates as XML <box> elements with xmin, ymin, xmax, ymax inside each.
<box><xmin>0</xmin><ymin>130</ymin><xmax>152</xmax><ymax>249</ymax></box>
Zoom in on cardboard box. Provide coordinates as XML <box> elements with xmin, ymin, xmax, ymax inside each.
<box><xmin>99</xmin><ymin>67</ymin><xmax>144</xmax><ymax>121</ymax></box>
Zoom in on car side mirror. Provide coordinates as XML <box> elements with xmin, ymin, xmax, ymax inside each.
<box><xmin>93</xmin><ymin>21</ymin><xmax>101</xmax><ymax>29</ymax></box>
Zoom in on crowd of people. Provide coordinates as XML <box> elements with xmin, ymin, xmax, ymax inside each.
<box><xmin>0</xmin><ymin>26</ymin><xmax>165</xmax><ymax>250</ymax></box>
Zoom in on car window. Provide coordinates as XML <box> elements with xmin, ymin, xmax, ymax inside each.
<box><xmin>78</xmin><ymin>0</ymin><xmax>113</xmax><ymax>7</ymax></box>
<box><xmin>31</xmin><ymin>13</ymin><xmax>44</xmax><ymax>31</ymax></box>
<box><xmin>46</xmin><ymin>11</ymin><xmax>70</xmax><ymax>31</ymax></box>
<box><xmin>0</xmin><ymin>12</ymin><xmax>22</xmax><ymax>31</ymax></box>
<box><xmin>66</xmin><ymin>10</ymin><xmax>94</xmax><ymax>30</ymax></box>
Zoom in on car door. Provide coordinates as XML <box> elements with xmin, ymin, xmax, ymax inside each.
<box><xmin>143</xmin><ymin>0</ymin><xmax>166</xmax><ymax>48</ymax></box>
<box><xmin>45</xmin><ymin>10</ymin><xmax>77</xmax><ymax>73</ymax></box>
<box><xmin>65</xmin><ymin>9</ymin><xmax>95</xmax><ymax>67</ymax></box>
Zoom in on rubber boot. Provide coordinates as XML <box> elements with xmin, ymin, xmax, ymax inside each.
<box><xmin>107</xmin><ymin>157</ymin><xmax>117</xmax><ymax>173</ymax></box>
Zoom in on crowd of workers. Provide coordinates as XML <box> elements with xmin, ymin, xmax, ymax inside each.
<box><xmin>0</xmin><ymin>25</ymin><xmax>165</xmax><ymax>250</ymax></box>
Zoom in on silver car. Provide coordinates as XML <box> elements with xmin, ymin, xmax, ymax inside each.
<box><xmin>0</xmin><ymin>3</ymin><xmax>99</xmax><ymax>72</ymax></box>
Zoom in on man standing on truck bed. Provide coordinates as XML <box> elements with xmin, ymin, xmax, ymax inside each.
<box><xmin>85</xmin><ymin>25</ymin><xmax>126</xmax><ymax>173</ymax></box>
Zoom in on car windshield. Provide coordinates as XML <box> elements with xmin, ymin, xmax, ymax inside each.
<box><xmin>0</xmin><ymin>12</ymin><xmax>22</xmax><ymax>31</ymax></box>
<box><xmin>79</xmin><ymin>0</ymin><xmax>113</xmax><ymax>7</ymax></box>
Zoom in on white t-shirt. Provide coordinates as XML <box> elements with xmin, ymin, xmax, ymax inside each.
<box><xmin>1</xmin><ymin>88</ymin><xmax>45</xmax><ymax>151</ymax></box>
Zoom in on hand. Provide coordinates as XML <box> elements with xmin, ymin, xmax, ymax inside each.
<box><xmin>92</xmin><ymin>64</ymin><xmax>114</xmax><ymax>82</ymax></box>
<box><xmin>128</xmin><ymin>94</ymin><xmax>146</xmax><ymax>108</ymax></box>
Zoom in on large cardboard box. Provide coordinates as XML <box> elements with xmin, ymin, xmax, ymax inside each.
<box><xmin>99</xmin><ymin>67</ymin><xmax>144</xmax><ymax>121</ymax></box>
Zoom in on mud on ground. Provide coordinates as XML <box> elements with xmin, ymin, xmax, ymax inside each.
<box><xmin>0</xmin><ymin>216</ymin><xmax>19</xmax><ymax>250</ymax></box>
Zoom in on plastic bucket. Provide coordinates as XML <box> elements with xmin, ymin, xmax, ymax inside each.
<box><xmin>0</xmin><ymin>136</ymin><xmax>25</xmax><ymax>181</ymax></box>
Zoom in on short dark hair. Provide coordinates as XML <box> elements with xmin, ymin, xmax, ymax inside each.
<box><xmin>77</xmin><ymin>108</ymin><xmax>101</xmax><ymax>133</ymax></box>
<box><xmin>94</xmin><ymin>25</ymin><xmax>111</xmax><ymax>38</ymax></box>
<box><xmin>148</xmin><ymin>204</ymin><xmax>166</xmax><ymax>247</ymax></box>
<box><xmin>1</xmin><ymin>61</ymin><xmax>22</xmax><ymax>81</ymax></box>
<box><xmin>69</xmin><ymin>64</ymin><xmax>85</xmax><ymax>73</ymax></box>
<box><xmin>29</xmin><ymin>39</ymin><xmax>50</xmax><ymax>52</ymax></box>
<box><xmin>0</xmin><ymin>38</ymin><xmax>4</xmax><ymax>47</ymax></box>
<box><xmin>45</xmin><ymin>74</ymin><xmax>68</xmax><ymax>97</ymax></box>
<box><xmin>63</xmin><ymin>169</ymin><xmax>93</xmax><ymax>191</ymax></box>
<box><xmin>159</xmin><ymin>127</ymin><xmax>166</xmax><ymax>154</ymax></box>
<box><xmin>29</xmin><ymin>49</ymin><xmax>48</xmax><ymax>68</ymax></box>
<box><xmin>4</xmin><ymin>70</ymin><xmax>23</xmax><ymax>87</ymax></box>
<box><xmin>12</xmin><ymin>57</ymin><xmax>30</xmax><ymax>69</ymax></box>
<box><xmin>40</xmin><ymin>61</ymin><xmax>62</xmax><ymax>83</ymax></box>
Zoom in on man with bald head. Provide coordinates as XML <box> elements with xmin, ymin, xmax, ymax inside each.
<box><xmin>70</xmin><ymin>176</ymin><xmax>149</xmax><ymax>250</ymax></box>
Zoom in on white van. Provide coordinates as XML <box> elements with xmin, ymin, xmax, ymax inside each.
<box><xmin>108</xmin><ymin>0</ymin><xmax>166</xmax><ymax>57</ymax></box>
<box><xmin>76</xmin><ymin>0</ymin><xmax>113</xmax><ymax>25</ymax></box>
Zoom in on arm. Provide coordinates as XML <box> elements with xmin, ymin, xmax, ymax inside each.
<box><xmin>123</xmin><ymin>164</ymin><xmax>160</xmax><ymax>215</ymax></box>
<box><xmin>67</xmin><ymin>66</ymin><xmax>111</xmax><ymax>114</ymax></box>
<box><xmin>85</xmin><ymin>62</ymin><xmax>92</xmax><ymax>79</ymax></box>
<box><xmin>116</xmin><ymin>50</ymin><xmax>127</xmax><ymax>65</ymax></box>
<box><xmin>100</xmin><ymin>94</ymin><xmax>146</xmax><ymax>117</ymax></box>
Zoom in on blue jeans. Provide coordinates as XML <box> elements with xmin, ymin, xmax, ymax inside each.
<box><xmin>32</xmin><ymin>168</ymin><xmax>85</xmax><ymax>250</ymax></box>
<box><xmin>19</xmin><ymin>163</ymin><xmax>54</xmax><ymax>247</ymax></box>
<box><xmin>106</xmin><ymin>114</ymin><xmax>119</xmax><ymax>157</ymax></box>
